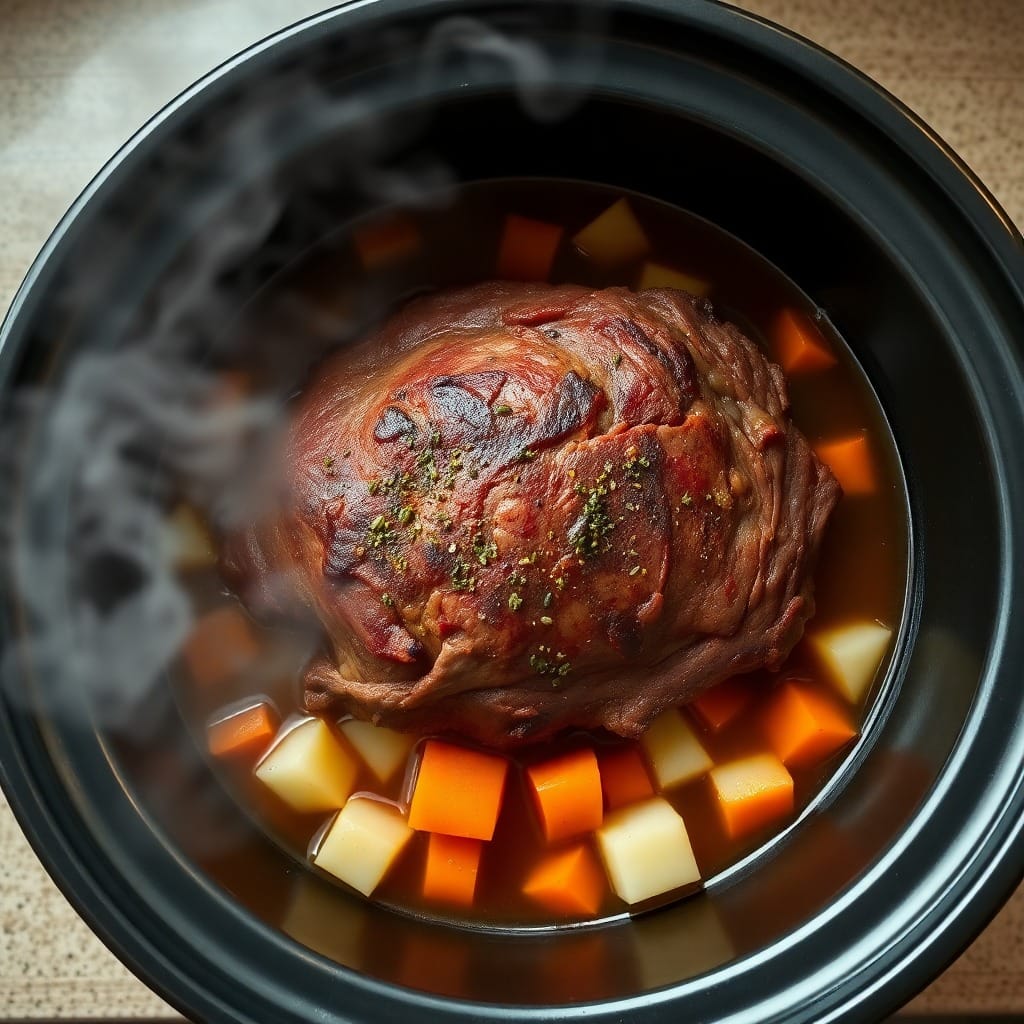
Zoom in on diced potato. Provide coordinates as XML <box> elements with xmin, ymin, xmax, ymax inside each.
<box><xmin>255</xmin><ymin>718</ymin><xmax>358</xmax><ymax>813</ymax></box>
<box><xmin>572</xmin><ymin>198</ymin><xmax>649</xmax><ymax>268</ymax></box>
<box><xmin>162</xmin><ymin>504</ymin><xmax>217</xmax><ymax>571</ymax></box>
<box><xmin>339</xmin><ymin>719</ymin><xmax>415</xmax><ymax>783</ymax></box>
<box><xmin>709</xmin><ymin>753</ymin><xmax>794</xmax><ymax>839</ymax></box>
<box><xmin>640</xmin><ymin>708</ymin><xmax>712</xmax><ymax>790</ymax></box>
<box><xmin>810</xmin><ymin>621</ymin><xmax>893</xmax><ymax>704</ymax></box>
<box><xmin>596</xmin><ymin>797</ymin><xmax>700</xmax><ymax>904</ymax></box>
<box><xmin>313</xmin><ymin>797</ymin><xmax>413</xmax><ymax>897</ymax></box>
<box><xmin>637</xmin><ymin>261</ymin><xmax>710</xmax><ymax>297</ymax></box>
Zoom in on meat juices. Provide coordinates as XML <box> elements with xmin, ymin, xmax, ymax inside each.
<box><xmin>224</xmin><ymin>283</ymin><xmax>840</xmax><ymax>748</ymax></box>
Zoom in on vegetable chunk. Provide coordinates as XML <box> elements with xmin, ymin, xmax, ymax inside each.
<box><xmin>255</xmin><ymin>717</ymin><xmax>358</xmax><ymax>813</ymax></box>
<box><xmin>572</xmin><ymin>198</ymin><xmax>649</xmax><ymax>268</ymax></box>
<box><xmin>637</xmin><ymin>261</ymin><xmax>710</xmax><ymax>296</ymax></box>
<box><xmin>182</xmin><ymin>606</ymin><xmax>261</xmax><ymax>686</ymax></box>
<box><xmin>423</xmin><ymin>833</ymin><xmax>484</xmax><ymax>908</ymax></box>
<box><xmin>709</xmin><ymin>753</ymin><xmax>794</xmax><ymax>839</ymax></box>
<box><xmin>813</xmin><ymin>432</ymin><xmax>875</xmax><ymax>495</ymax></box>
<box><xmin>772</xmin><ymin>308</ymin><xmax>837</xmax><ymax>374</ymax></box>
<box><xmin>810</xmin><ymin>621</ymin><xmax>893</xmax><ymax>703</ymax></box>
<box><xmin>496</xmin><ymin>214</ymin><xmax>563</xmax><ymax>281</ymax></box>
<box><xmin>313</xmin><ymin>797</ymin><xmax>413</xmax><ymax>896</ymax></box>
<box><xmin>761</xmin><ymin>680</ymin><xmax>857</xmax><ymax>768</ymax></box>
<box><xmin>523</xmin><ymin>843</ymin><xmax>606</xmax><ymax>916</ymax></box>
<box><xmin>640</xmin><ymin>708</ymin><xmax>713</xmax><ymax>789</ymax></box>
<box><xmin>526</xmin><ymin>747</ymin><xmax>603</xmax><ymax>842</ymax></box>
<box><xmin>689</xmin><ymin>677</ymin><xmax>755</xmax><ymax>732</ymax></box>
<box><xmin>207</xmin><ymin>701</ymin><xmax>278</xmax><ymax>761</ymax></box>
<box><xmin>598</xmin><ymin>745</ymin><xmax>654</xmax><ymax>810</ymax></box>
<box><xmin>339</xmin><ymin>719</ymin><xmax>415</xmax><ymax>783</ymax></box>
<box><xmin>596</xmin><ymin>797</ymin><xmax>700</xmax><ymax>904</ymax></box>
<box><xmin>408</xmin><ymin>740</ymin><xmax>509</xmax><ymax>841</ymax></box>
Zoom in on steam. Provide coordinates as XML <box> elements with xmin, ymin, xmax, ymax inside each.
<box><xmin>0</xmin><ymin>6</ymin><xmax>607</xmax><ymax>853</ymax></box>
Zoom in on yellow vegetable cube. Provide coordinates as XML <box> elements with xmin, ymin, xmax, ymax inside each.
<box><xmin>162</xmin><ymin>504</ymin><xmax>216</xmax><ymax>571</ymax></box>
<box><xmin>596</xmin><ymin>797</ymin><xmax>700</xmax><ymax>904</ymax></box>
<box><xmin>640</xmin><ymin>708</ymin><xmax>712</xmax><ymax>790</ymax></box>
<box><xmin>255</xmin><ymin>718</ymin><xmax>357</xmax><ymax>813</ymax></box>
<box><xmin>637</xmin><ymin>261</ymin><xmax>711</xmax><ymax>297</ymax></box>
<box><xmin>810</xmin><ymin>621</ymin><xmax>893</xmax><ymax>703</ymax></box>
<box><xmin>313</xmin><ymin>797</ymin><xmax>413</xmax><ymax>897</ymax></box>
<box><xmin>709</xmin><ymin>753</ymin><xmax>794</xmax><ymax>839</ymax></box>
<box><xmin>339</xmin><ymin>719</ymin><xmax>416</xmax><ymax>783</ymax></box>
<box><xmin>572</xmin><ymin>198</ymin><xmax>650</xmax><ymax>268</ymax></box>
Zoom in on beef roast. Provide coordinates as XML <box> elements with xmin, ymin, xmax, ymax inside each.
<box><xmin>224</xmin><ymin>283</ymin><xmax>840</xmax><ymax>747</ymax></box>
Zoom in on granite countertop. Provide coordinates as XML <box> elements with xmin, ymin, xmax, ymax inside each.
<box><xmin>1</xmin><ymin>0</ymin><xmax>1022</xmax><ymax>1018</ymax></box>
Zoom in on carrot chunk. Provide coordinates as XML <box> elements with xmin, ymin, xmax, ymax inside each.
<box><xmin>496</xmin><ymin>214</ymin><xmax>564</xmax><ymax>282</ymax></box>
<box><xmin>422</xmin><ymin>832</ymin><xmax>484</xmax><ymax>908</ymax></box>
<box><xmin>689</xmin><ymin>677</ymin><xmax>756</xmax><ymax>732</ymax></box>
<box><xmin>207</xmin><ymin>701</ymin><xmax>278</xmax><ymax>761</ymax></box>
<box><xmin>761</xmin><ymin>679</ymin><xmax>857</xmax><ymax>769</ymax></box>
<box><xmin>709</xmin><ymin>753</ymin><xmax>794</xmax><ymax>840</ymax></box>
<box><xmin>813</xmin><ymin>432</ymin><xmax>876</xmax><ymax>495</ymax></box>
<box><xmin>353</xmin><ymin>215</ymin><xmax>421</xmax><ymax>269</ymax></box>
<box><xmin>408</xmin><ymin>740</ymin><xmax>508</xmax><ymax>841</ymax></box>
<box><xmin>772</xmin><ymin>308</ymin><xmax>837</xmax><ymax>374</ymax></box>
<box><xmin>526</xmin><ymin>747</ymin><xmax>603</xmax><ymax>843</ymax></box>
<box><xmin>522</xmin><ymin>843</ymin><xmax>606</xmax><ymax>917</ymax></box>
<box><xmin>598</xmin><ymin>745</ymin><xmax>654</xmax><ymax>810</ymax></box>
<box><xmin>182</xmin><ymin>606</ymin><xmax>261</xmax><ymax>686</ymax></box>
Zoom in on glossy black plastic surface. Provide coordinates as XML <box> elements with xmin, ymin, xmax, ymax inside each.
<box><xmin>1</xmin><ymin>2</ymin><xmax>1023</xmax><ymax>1022</ymax></box>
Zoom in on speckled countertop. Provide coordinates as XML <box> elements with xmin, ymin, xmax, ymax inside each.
<box><xmin>1</xmin><ymin>0</ymin><xmax>1022</xmax><ymax>1018</ymax></box>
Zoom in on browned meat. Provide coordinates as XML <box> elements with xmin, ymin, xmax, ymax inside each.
<box><xmin>224</xmin><ymin>283</ymin><xmax>840</xmax><ymax>747</ymax></box>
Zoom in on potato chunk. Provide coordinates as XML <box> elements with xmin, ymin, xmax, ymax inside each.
<box><xmin>572</xmin><ymin>198</ymin><xmax>649</xmax><ymax>268</ymax></box>
<box><xmin>313</xmin><ymin>797</ymin><xmax>413</xmax><ymax>896</ymax></box>
<box><xmin>339</xmin><ymin>719</ymin><xmax>415</xmax><ymax>783</ymax></box>
<box><xmin>640</xmin><ymin>708</ymin><xmax>712</xmax><ymax>790</ymax></box>
<box><xmin>255</xmin><ymin>718</ymin><xmax>357</xmax><ymax>813</ymax></box>
<box><xmin>810</xmin><ymin>621</ymin><xmax>893</xmax><ymax>703</ymax></box>
<box><xmin>596</xmin><ymin>797</ymin><xmax>700</xmax><ymax>904</ymax></box>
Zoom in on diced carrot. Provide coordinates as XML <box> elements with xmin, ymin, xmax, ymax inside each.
<box><xmin>422</xmin><ymin>832</ymin><xmax>484</xmax><ymax>907</ymax></box>
<box><xmin>207</xmin><ymin>701</ymin><xmax>278</xmax><ymax>760</ymax></box>
<box><xmin>572</xmin><ymin>198</ymin><xmax>650</xmax><ymax>268</ymax></box>
<box><xmin>813</xmin><ymin>432</ymin><xmax>875</xmax><ymax>495</ymax></box>
<box><xmin>408</xmin><ymin>740</ymin><xmax>508</xmax><ymax>841</ymax></box>
<box><xmin>689</xmin><ymin>677</ymin><xmax>756</xmax><ymax>732</ymax></box>
<box><xmin>353</xmin><ymin>215</ymin><xmax>421</xmax><ymax>270</ymax></box>
<box><xmin>772</xmin><ymin>308</ymin><xmax>837</xmax><ymax>374</ymax></box>
<box><xmin>522</xmin><ymin>842</ymin><xmax>606</xmax><ymax>917</ymax></box>
<box><xmin>496</xmin><ymin>214</ymin><xmax>564</xmax><ymax>282</ymax></box>
<box><xmin>182</xmin><ymin>606</ymin><xmax>261</xmax><ymax>686</ymax></box>
<box><xmin>637</xmin><ymin>261</ymin><xmax>710</xmax><ymax>297</ymax></box>
<box><xmin>597</xmin><ymin>745</ymin><xmax>654</xmax><ymax>810</ymax></box>
<box><xmin>526</xmin><ymin>747</ymin><xmax>603</xmax><ymax>843</ymax></box>
<box><xmin>709</xmin><ymin>753</ymin><xmax>794</xmax><ymax>840</ymax></box>
<box><xmin>760</xmin><ymin>679</ymin><xmax>857</xmax><ymax>769</ymax></box>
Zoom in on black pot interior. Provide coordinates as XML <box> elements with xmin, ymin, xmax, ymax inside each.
<box><xmin>1</xmin><ymin>3</ymin><xmax>1022</xmax><ymax>1022</ymax></box>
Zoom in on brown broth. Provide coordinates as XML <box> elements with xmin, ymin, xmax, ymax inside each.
<box><xmin>171</xmin><ymin>178</ymin><xmax>909</xmax><ymax>930</ymax></box>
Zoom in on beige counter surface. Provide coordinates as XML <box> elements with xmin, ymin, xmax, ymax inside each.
<box><xmin>1</xmin><ymin>0</ymin><xmax>1022</xmax><ymax>1018</ymax></box>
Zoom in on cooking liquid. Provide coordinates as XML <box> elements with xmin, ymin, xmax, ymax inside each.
<box><xmin>172</xmin><ymin>178</ymin><xmax>909</xmax><ymax>928</ymax></box>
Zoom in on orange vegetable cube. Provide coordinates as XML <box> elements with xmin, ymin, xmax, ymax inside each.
<box><xmin>206</xmin><ymin>701</ymin><xmax>278</xmax><ymax>761</ymax></box>
<box><xmin>709</xmin><ymin>753</ymin><xmax>794</xmax><ymax>840</ymax></box>
<box><xmin>761</xmin><ymin>680</ymin><xmax>857</xmax><ymax>769</ymax></box>
<box><xmin>526</xmin><ymin>747</ymin><xmax>603</xmax><ymax>843</ymax></box>
<box><xmin>689</xmin><ymin>677</ymin><xmax>755</xmax><ymax>732</ymax></box>
<box><xmin>772</xmin><ymin>308</ymin><xmax>837</xmax><ymax>374</ymax></box>
<box><xmin>813</xmin><ymin>432</ymin><xmax>876</xmax><ymax>495</ymax></box>
<box><xmin>522</xmin><ymin>843</ymin><xmax>606</xmax><ymax>917</ymax></box>
<box><xmin>496</xmin><ymin>214</ymin><xmax>564</xmax><ymax>282</ymax></box>
<box><xmin>598</xmin><ymin>745</ymin><xmax>654</xmax><ymax>810</ymax></box>
<box><xmin>422</xmin><ymin>832</ymin><xmax>484</xmax><ymax>908</ymax></box>
<box><xmin>408</xmin><ymin>740</ymin><xmax>508</xmax><ymax>841</ymax></box>
<box><xmin>182</xmin><ymin>606</ymin><xmax>261</xmax><ymax>686</ymax></box>
<box><xmin>353</xmin><ymin>216</ymin><xmax>421</xmax><ymax>269</ymax></box>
